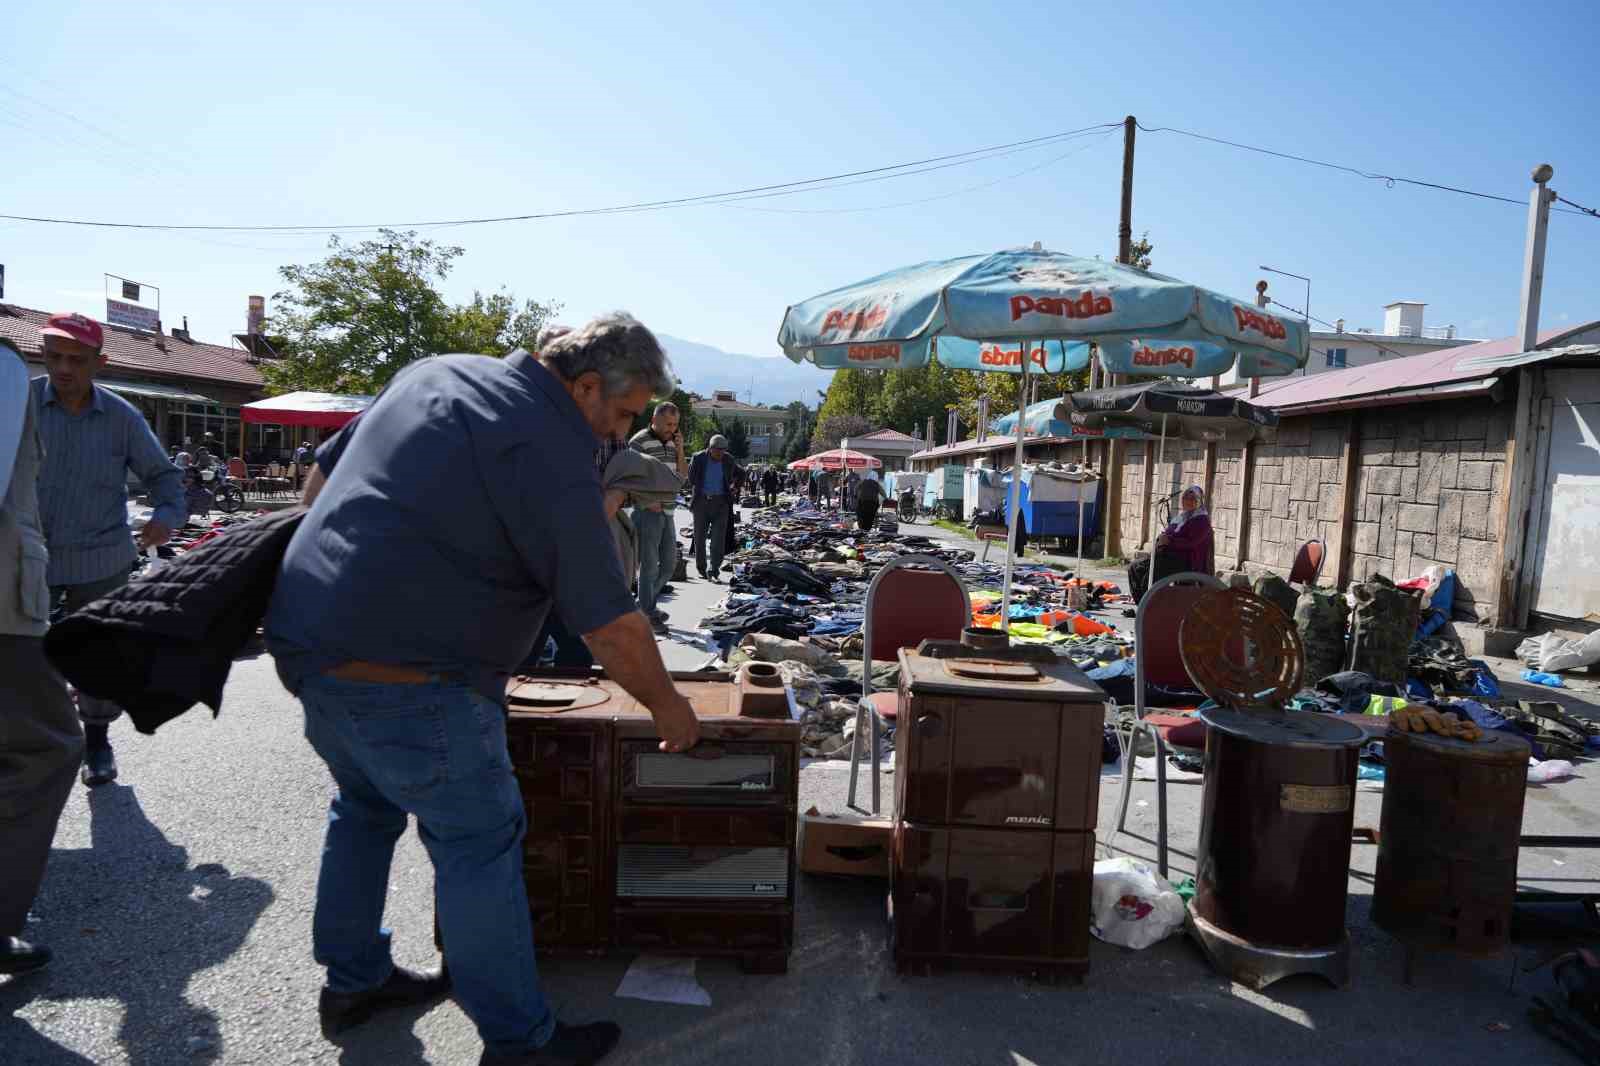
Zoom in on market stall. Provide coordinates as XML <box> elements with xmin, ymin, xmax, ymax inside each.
<box><xmin>237</xmin><ymin>390</ymin><xmax>373</xmax><ymax>457</ymax></box>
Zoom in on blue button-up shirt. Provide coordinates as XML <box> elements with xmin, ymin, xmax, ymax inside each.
<box><xmin>264</xmin><ymin>350</ymin><xmax>638</xmax><ymax>702</ymax></box>
<box><xmin>31</xmin><ymin>377</ymin><xmax>185</xmax><ymax>586</ymax></box>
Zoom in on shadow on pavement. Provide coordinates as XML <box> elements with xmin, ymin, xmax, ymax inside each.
<box><xmin>0</xmin><ymin>784</ymin><xmax>273</xmax><ymax>1066</ymax></box>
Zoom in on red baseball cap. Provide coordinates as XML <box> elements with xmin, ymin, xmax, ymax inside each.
<box><xmin>40</xmin><ymin>311</ymin><xmax>105</xmax><ymax>350</ymax></box>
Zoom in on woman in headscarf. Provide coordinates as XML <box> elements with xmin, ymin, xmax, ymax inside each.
<box><xmin>1127</xmin><ymin>485</ymin><xmax>1214</xmax><ymax>603</ymax></box>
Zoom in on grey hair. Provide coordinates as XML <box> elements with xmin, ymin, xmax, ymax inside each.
<box><xmin>652</xmin><ymin>400</ymin><xmax>680</xmax><ymax>419</ymax></box>
<box><xmin>534</xmin><ymin>323</ymin><xmax>572</xmax><ymax>351</ymax></box>
<box><xmin>541</xmin><ymin>312</ymin><xmax>675</xmax><ymax>398</ymax></box>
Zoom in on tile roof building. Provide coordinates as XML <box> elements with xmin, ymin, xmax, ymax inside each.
<box><xmin>1</xmin><ymin>302</ymin><xmax>279</xmax><ymax>455</ymax></box>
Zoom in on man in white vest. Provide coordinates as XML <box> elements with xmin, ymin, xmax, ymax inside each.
<box><xmin>0</xmin><ymin>338</ymin><xmax>83</xmax><ymax>975</ymax></box>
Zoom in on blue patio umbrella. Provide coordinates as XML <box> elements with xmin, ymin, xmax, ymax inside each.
<box><xmin>778</xmin><ymin>246</ymin><xmax>1309</xmax><ymax>630</ymax></box>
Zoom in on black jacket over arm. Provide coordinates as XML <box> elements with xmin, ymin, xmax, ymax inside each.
<box><xmin>44</xmin><ymin>507</ymin><xmax>306</xmax><ymax>735</ymax></box>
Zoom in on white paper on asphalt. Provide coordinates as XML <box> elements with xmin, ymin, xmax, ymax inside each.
<box><xmin>615</xmin><ymin>954</ymin><xmax>712</xmax><ymax>1006</ymax></box>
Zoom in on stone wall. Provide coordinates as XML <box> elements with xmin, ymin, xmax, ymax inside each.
<box><xmin>1237</xmin><ymin>414</ymin><xmax>1349</xmax><ymax>574</ymax></box>
<box><xmin>1346</xmin><ymin>398</ymin><xmax>1508</xmax><ymax>621</ymax></box>
<box><xmin>1104</xmin><ymin>394</ymin><xmax>1512</xmax><ymax>621</ymax></box>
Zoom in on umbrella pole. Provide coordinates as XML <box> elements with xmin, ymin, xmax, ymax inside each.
<box><xmin>1077</xmin><ymin>435</ymin><xmax>1087</xmax><ymax>579</ymax></box>
<box><xmin>999</xmin><ymin>340</ymin><xmax>1030</xmax><ymax>636</ymax></box>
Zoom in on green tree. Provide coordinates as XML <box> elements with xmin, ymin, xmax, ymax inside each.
<box><xmin>810</xmin><ymin>413</ymin><xmax>873</xmax><ymax>454</ymax></box>
<box><xmin>722</xmin><ymin>417</ymin><xmax>751</xmax><ymax>460</ymax></box>
<box><xmin>443</xmin><ymin>289</ymin><xmax>563</xmax><ymax>355</ymax></box>
<box><xmin>263</xmin><ymin>229</ymin><xmax>559</xmax><ymax>395</ymax></box>
<box><xmin>815</xmin><ymin>369</ymin><xmax>883</xmax><ymax>426</ymax></box>
<box><xmin>876</xmin><ymin>359</ymin><xmax>957</xmax><ymax>436</ymax></box>
<box><xmin>1128</xmin><ymin>231</ymin><xmax>1154</xmax><ymax>271</ymax></box>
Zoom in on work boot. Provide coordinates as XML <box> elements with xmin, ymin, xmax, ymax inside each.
<box><xmin>0</xmin><ymin>937</ymin><xmax>52</xmax><ymax>975</ymax></box>
<box><xmin>81</xmin><ymin>726</ymin><xmax>118</xmax><ymax>787</ymax></box>
<box><xmin>318</xmin><ymin>966</ymin><xmax>451</xmax><ymax>1040</ymax></box>
<box><xmin>479</xmin><ymin>1021</ymin><xmax>621</xmax><ymax>1065</ymax></box>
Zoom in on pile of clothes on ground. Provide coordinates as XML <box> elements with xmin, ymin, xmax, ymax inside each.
<box><xmin>693</xmin><ymin>498</ymin><xmax>1138</xmax><ymax>759</ymax></box>
<box><xmin>126</xmin><ymin>503</ymin><xmax>274</xmax><ymax>578</ymax></box>
<box><xmin>1138</xmin><ymin>568</ymin><xmax>1599</xmax><ymax>784</ymax></box>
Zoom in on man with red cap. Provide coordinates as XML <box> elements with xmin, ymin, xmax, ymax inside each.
<box><xmin>31</xmin><ymin>312</ymin><xmax>185</xmax><ymax>787</ymax></box>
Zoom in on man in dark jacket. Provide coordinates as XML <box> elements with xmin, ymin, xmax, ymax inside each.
<box><xmin>0</xmin><ymin>339</ymin><xmax>82</xmax><ymax>976</ymax></box>
<box><xmin>760</xmin><ymin>466</ymin><xmax>779</xmax><ymax>508</ymax></box>
<box><xmin>687</xmin><ymin>435</ymin><xmax>739</xmax><ymax>583</ymax></box>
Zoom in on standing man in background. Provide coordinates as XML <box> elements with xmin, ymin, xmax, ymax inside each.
<box><xmin>31</xmin><ymin>312</ymin><xmax>183</xmax><ymax>788</ymax></box>
<box><xmin>687</xmin><ymin>434</ymin><xmax>737</xmax><ymax>583</ymax></box>
<box><xmin>855</xmin><ymin>472</ymin><xmax>883</xmax><ymax>531</ymax></box>
<box><xmin>628</xmin><ymin>401</ymin><xmax>687</xmax><ymax>634</ymax></box>
<box><xmin>0</xmin><ymin>338</ymin><xmax>82</xmax><ymax>976</ymax></box>
<box><xmin>760</xmin><ymin>466</ymin><xmax>779</xmax><ymax>508</ymax></box>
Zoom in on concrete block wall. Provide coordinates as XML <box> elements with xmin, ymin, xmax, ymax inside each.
<box><xmin>1100</xmin><ymin>395</ymin><xmax>1511</xmax><ymax>621</ymax></box>
<box><xmin>1238</xmin><ymin>414</ymin><xmax>1348</xmax><ymax>575</ymax></box>
<box><xmin>1348</xmin><ymin>398</ymin><xmax>1509</xmax><ymax>621</ymax></box>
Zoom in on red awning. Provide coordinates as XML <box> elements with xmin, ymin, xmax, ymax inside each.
<box><xmin>240</xmin><ymin>390</ymin><xmax>373</xmax><ymax>429</ymax></box>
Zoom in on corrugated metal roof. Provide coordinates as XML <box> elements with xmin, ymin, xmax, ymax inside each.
<box><xmin>1245</xmin><ymin>322</ymin><xmax>1600</xmax><ymax>412</ymax></box>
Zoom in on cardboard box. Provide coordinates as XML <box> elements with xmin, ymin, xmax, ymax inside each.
<box><xmin>800</xmin><ymin>808</ymin><xmax>893</xmax><ymax>879</ymax></box>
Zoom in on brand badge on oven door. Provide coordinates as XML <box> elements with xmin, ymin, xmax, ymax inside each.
<box><xmin>752</xmin><ymin>883</ymin><xmax>780</xmax><ymax>894</ymax></box>
<box><xmin>1004</xmin><ymin>815</ymin><xmax>1052</xmax><ymax>826</ymax></box>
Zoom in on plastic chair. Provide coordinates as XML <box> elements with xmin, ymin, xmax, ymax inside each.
<box><xmin>1111</xmin><ymin>570</ymin><xmax>1223</xmax><ymax>879</ymax></box>
<box><xmin>846</xmin><ymin>554</ymin><xmax>970</xmax><ymax>814</ymax></box>
<box><xmin>1288</xmin><ymin>538</ymin><xmax>1326</xmax><ymax>585</ymax></box>
<box><xmin>226</xmin><ymin>457</ymin><xmax>259</xmax><ymax>495</ymax></box>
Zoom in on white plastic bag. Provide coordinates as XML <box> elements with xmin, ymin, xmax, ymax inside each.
<box><xmin>1528</xmin><ymin>759</ymin><xmax>1577</xmax><ymax>785</ymax></box>
<box><xmin>1089</xmin><ymin>857</ymin><xmax>1187</xmax><ymax>950</ymax></box>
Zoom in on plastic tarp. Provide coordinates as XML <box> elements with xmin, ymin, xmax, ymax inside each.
<box><xmin>240</xmin><ymin>390</ymin><xmax>373</xmax><ymax>428</ymax></box>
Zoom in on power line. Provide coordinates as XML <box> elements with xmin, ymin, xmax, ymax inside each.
<box><xmin>1557</xmin><ymin>194</ymin><xmax>1600</xmax><ymax>219</ymax></box>
<box><xmin>728</xmin><ymin>128</ymin><xmax>1119</xmax><ymax>215</ymax></box>
<box><xmin>1138</xmin><ymin>122</ymin><xmax>1596</xmax><ymax>219</ymax></box>
<box><xmin>1267</xmin><ymin>297</ymin><xmax>1420</xmax><ymax>359</ymax></box>
<box><xmin>0</xmin><ymin>122</ymin><xmax>1123</xmax><ymax>233</ymax></box>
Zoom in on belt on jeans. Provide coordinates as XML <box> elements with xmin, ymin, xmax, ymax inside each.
<box><xmin>326</xmin><ymin>660</ymin><xmax>438</xmax><ymax>685</ymax></box>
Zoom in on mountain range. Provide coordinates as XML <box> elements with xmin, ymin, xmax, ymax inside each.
<box><xmin>658</xmin><ymin>334</ymin><xmax>835</xmax><ymax>407</ymax></box>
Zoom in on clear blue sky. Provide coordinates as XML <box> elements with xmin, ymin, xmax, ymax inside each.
<box><xmin>3</xmin><ymin>0</ymin><xmax>1597</xmax><ymax>360</ymax></box>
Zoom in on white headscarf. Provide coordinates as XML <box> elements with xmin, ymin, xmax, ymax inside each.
<box><xmin>1170</xmin><ymin>484</ymin><xmax>1207</xmax><ymax>530</ymax></box>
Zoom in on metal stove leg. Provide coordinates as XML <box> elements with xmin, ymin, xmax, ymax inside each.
<box><xmin>870</xmin><ymin>703</ymin><xmax>881</xmax><ymax>814</ymax></box>
<box><xmin>846</xmin><ymin>698</ymin><xmax>866</xmax><ymax>811</ymax></box>
<box><xmin>1154</xmin><ymin>727</ymin><xmax>1169</xmax><ymax>880</ymax></box>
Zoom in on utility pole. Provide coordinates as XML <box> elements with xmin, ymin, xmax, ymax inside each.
<box><xmin>1518</xmin><ymin>164</ymin><xmax>1556</xmax><ymax>352</ymax></box>
<box><xmin>1117</xmin><ymin>115</ymin><xmax>1136</xmax><ymax>266</ymax></box>
<box><xmin>1103</xmin><ymin>115</ymin><xmax>1137</xmax><ymax>558</ymax></box>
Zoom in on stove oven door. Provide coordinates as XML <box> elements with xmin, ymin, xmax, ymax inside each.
<box><xmin>901</xmin><ymin>697</ymin><xmax>1072</xmax><ymax>830</ymax></box>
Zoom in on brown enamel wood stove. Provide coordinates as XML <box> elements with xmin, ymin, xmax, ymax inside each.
<box><xmin>887</xmin><ymin>642</ymin><xmax>1108</xmax><ymax>979</ymax></box>
<box><xmin>506</xmin><ymin>665</ymin><xmax>798</xmax><ymax>973</ymax></box>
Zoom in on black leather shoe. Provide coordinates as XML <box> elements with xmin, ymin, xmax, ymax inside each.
<box><xmin>0</xmin><ymin>936</ymin><xmax>52</xmax><ymax>975</ymax></box>
<box><xmin>81</xmin><ymin>743</ymin><xmax>118</xmax><ymax>787</ymax></box>
<box><xmin>479</xmin><ymin>1021</ymin><xmax>621</xmax><ymax>1065</ymax></box>
<box><xmin>318</xmin><ymin>966</ymin><xmax>450</xmax><ymax>1040</ymax></box>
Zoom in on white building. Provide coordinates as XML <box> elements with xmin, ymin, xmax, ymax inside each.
<box><xmin>1220</xmin><ymin>300</ymin><xmax>1478</xmax><ymax>385</ymax></box>
<box><xmin>840</xmin><ymin>427</ymin><xmax>924</xmax><ymax>471</ymax></box>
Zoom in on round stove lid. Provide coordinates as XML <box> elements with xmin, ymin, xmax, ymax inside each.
<box><xmin>1199</xmin><ymin>706</ymin><xmax>1365</xmax><ymax>748</ymax></box>
<box><xmin>507</xmin><ymin>681</ymin><xmax>610</xmax><ymax>712</ymax></box>
<box><xmin>1390</xmin><ymin>726</ymin><xmax>1532</xmax><ymax>763</ymax></box>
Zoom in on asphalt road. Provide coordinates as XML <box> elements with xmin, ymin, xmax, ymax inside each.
<box><xmin>4</xmin><ymin>508</ymin><xmax>1596</xmax><ymax>1065</ymax></box>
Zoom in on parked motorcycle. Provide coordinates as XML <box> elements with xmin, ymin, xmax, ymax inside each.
<box><xmin>183</xmin><ymin>464</ymin><xmax>244</xmax><ymax>521</ymax></box>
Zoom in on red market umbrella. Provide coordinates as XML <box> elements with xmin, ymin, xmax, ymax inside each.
<box><xmin>795</xmin><ymin>448</ymin><xmax>882</xmax><ymax>471</ymax></box>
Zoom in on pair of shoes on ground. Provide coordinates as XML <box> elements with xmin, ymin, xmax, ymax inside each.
<box><xmin>319</xmin><ymin>966</ymin><xmax>618</xmax><ymax>1064</ymax></box>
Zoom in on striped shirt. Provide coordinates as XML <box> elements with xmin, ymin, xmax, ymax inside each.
<box><xmin>31</xmin><ymin>377</ymin><xmax>186</xmax><ymax>586</ymax></box>
<box><xmin>629</xmin><ymin>427</ymin><xmax>682</xmax><ymax>510</ymax></box>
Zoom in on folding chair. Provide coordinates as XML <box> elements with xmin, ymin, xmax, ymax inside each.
<box><xmin>846</xmin><ymin>554</ymin><xmax>970</xmax><ymax>814</ymax></box>
<box><xmin>1111</xmin><ymin>570</ymin><xmax>1223</xmax><ymax>878</ymax></box>
<box><xmin>1288</xmin><ymin>538</ymin><xmax>1326</xmax><ymax>586</ymax></box>
<box><xmin>226</xmin><ymin>457</ymin><xmax>259</xmax><ymax>496</ymax></box>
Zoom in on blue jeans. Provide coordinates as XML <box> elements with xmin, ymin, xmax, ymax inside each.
<box><xmin>633</xmin><ymin>506</ymin><xmax>676</xmax><ymax>615</ymax></box>
<box><xmin>300</xmin><ymin>674</ymin><xmax>555</xmax><ymax>1056</ymax></box>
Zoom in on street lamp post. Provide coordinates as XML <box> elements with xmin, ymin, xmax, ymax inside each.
<box><xmin>1259</xmin><ymin>265</ymin><xmax>1311</xmax><ymax>374</ymax></box>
